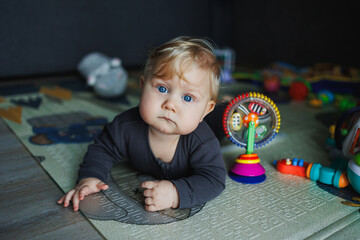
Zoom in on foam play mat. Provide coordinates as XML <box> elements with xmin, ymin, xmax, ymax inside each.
<box><xmin>1</xmin><ymin>82</ymin><xmax>359</xmax><ymax>239</ymax></box>
<box><xmin>80</xmin><ymin>163</ymin><xmax>204</xmax><ymax>224</ymax></box>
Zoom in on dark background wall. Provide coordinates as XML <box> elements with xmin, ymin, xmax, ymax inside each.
<box><xmin>234</xmin><ymin>1</ymin><xmax>359</xmax><ymax>67</ymax></box>
<box><xmin>0</xmin><ymin>0</ymin><xmax>358</xmax><ymax>78</ymax></box>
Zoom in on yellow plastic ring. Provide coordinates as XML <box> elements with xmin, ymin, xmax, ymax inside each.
<box><xmin>236</xmin><ymin>158</ymin><xmax>260</xmax><ymax>164</ymax></box>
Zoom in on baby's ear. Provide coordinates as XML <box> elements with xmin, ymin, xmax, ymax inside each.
<box><xmin>139</xmin><ymin>75</ymin><xmax>145</xmax><ymax>89</ymax></box>
<box><xmin>201</xmin><ymin>100</ymin><xmax>216</xmax><ymax>122</ymax></box>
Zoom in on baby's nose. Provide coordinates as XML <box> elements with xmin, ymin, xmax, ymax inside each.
<box><xmin>162</xmin><ymin>98</ymin><xmax>176</xmax><ymax>112</ymax></box>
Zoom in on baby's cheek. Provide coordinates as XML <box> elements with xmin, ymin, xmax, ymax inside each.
<box><xmin>180</xmin><ymin>113</ymin><xmax>203</xmax><ymax>134</ymax></box>
<box><xmin>139</xmin><ymin>102</ymin><xmax>153</xmax><ymax>122</ymax></box>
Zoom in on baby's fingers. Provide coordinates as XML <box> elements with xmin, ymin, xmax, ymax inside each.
<box><xmin>63</xmin><ymin>189</ymin><xmax>75</xmax><ymax>207</ymax></box>
<box><xmin>79</xmin><ymin>185</ymin><xmax>91</xmax><ymax>200</ymax></box>
<box><xmin>143</xmin><ymin>189</ymin><xmax>153</xmax><ymax>197</ymax></box>
<box><xmin>141</xmin><ymin>181</ymin><xmax>156</xmax><ymax>189</ymax></box>
<box><xmin>145</xmin><ymin>204</ymin><xmax>158</xmax><ymax>212</ymax></box>
<box><xmin>144</xmin><ymin>197</ymin><xmax>154</xmax><ymax>205</ymax></box>
<box><xmin>97</xmin><ymin>182</ymin><xmax>109</xmax><ymax>191</ymax></box>
<box><xmin>72</xmin><ymin>191</ymin><xmax>80</xmax><ymax>211</ymax></box>
<box><xmin>57</xmin><ymin>195</ymin><xmax>65</xmax><ymax>204</ymax></box>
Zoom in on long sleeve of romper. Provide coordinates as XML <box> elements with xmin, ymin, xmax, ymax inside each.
<box><xmin>171</xmin><ymin>137</ymin><xmax>226</xmax><ymax>209</ymax></box>
<box><xmin>78</xmin><ymin>117</ymin><xmax>126</xmax><ymax>183</ymax></box>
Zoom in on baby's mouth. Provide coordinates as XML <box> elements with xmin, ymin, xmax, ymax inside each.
<box><xmin>160</xmin><ymin>116</ymin><xmax>175</xmax><ymax>124</ymax></box>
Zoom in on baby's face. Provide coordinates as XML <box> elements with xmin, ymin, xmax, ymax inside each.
<box><xmin>139</xmin><ymin>67</ymin><xmax>215</xmax><ymax>136</ymax></box>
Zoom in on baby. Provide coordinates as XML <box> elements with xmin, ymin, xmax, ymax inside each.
<box><xmin>58</xmin><ymin>36</ymin><xmax>226</xmax><ymax>212</ymax></box>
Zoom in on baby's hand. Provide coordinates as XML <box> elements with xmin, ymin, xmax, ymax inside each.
<box><xmin>141</xmin><ymin>180</ymin><xmax>179</xmax><ymax>212</ymax></box>
<box><xmin>57</xmin><ymin>177</ymin><xmax>109</xmax><ymax>211</ymax></box>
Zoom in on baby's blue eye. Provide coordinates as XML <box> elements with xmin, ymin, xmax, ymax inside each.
<box><xmin>182</xmin><ymin>95</ymin><xmax>193</xmax><ymax>102</ymax></box>
<box><xmin>157</xmin><ymin>86</ymin><xmax>168</xmax><ymax>93</ymax></box>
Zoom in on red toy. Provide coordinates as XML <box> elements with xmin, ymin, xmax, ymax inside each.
<box><xmin>289</xmin><ymin>81</ymin><xmax>309</xmax><ymax>101</ymax></box>
<box><xmin>275</xmin><ymin>158</ymin><xmax>349</xmax><ymax>188</ymax></box>
<box><xmin>275</xmin><ymin>158</ymin><xmax>309</xmax><ymax>177</ymax></box>
<box><xmin>263</xmin><ymin>76</ymin><xmax>281</xmax><ymax>93</ymax></box>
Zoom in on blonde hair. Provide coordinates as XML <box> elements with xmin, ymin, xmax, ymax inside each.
<box><xmin>144</xmin><ymin>36</ymin><xmax>221</xmax><ymax>101</ymax></box>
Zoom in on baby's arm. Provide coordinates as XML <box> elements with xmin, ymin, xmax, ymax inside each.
<box><xmin>57</xmin><ymin>177</ymin><xmax>109</xmax><ymax>211</ymax></box>
<box><xmin>59</xmin><ymin>119</ymin><xmax>120</xmax><ymax>211</ymax></box>
<box><xmin>58</xmin><ymin>111</ymin><xmax>134</xmax><ymax>210</ymax></box>
<box><xmin>172</xmin><ymin>138</ymin><xmax>226</xmax><ymax>208</ymax></box>
<box><xmin>141</xmin><ymin>180</ymin><xmax>179</xmax><ymax>211</ymax></box>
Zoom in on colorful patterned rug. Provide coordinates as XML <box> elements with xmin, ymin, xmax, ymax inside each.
<box><xmin>1</xmin><ymin>80</ymin><xmax>359</xmax><ymax>239</ymax></box>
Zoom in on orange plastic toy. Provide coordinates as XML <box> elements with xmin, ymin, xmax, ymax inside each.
<box><xmin>275</xmin><ymin>158</ymin><xmax>349</xmax><ymax>188</ymax></box>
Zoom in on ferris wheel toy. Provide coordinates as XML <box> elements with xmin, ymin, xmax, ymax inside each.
<box><xmin>223</xmin><ymin>92</ymin><xmax>281</xmax><ymax>184</ymax></box>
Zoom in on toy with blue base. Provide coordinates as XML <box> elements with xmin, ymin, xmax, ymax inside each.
<box><xmin>223</xmin><ymin>92</ymin><xmax>281</xmax><ymax>184</ymax></box>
